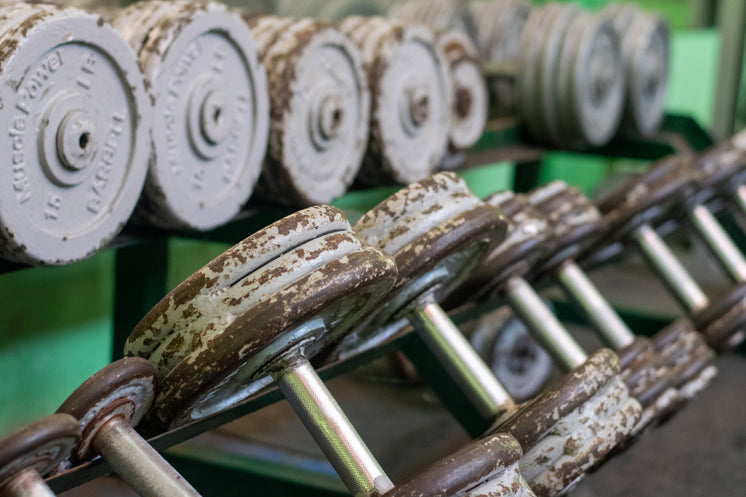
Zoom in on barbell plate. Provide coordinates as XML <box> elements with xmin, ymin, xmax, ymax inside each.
<box><xmin>113</xmin><ymin>1</ymin><xmax>270</xmax><ymax>230</ymax></box>
<box><xmin>0</xmin><ymin>5</ymin><xmax>151</xmax><ymax>265</ymax></box>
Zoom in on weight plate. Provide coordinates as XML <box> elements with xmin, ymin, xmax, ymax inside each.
<box><xmin>467</xmin><ymin>305</ymin><xmax>553</xmax><ymax>401</ymax></box>
<box><xmin>555</xmin><ymin>12</ymin><xmax>623</xmax><ymax>147</ymax></box>
<box><xmin>126</xmin><ymin>206</ymin><xmax>397</xmax><ymax>427</ymax></box>
<box><xmin>604</xmin><ymin>4</ymin><xmax>669</xmax><ymax>137</ymax></box>
<box><xmin>694</xmin><ymin>131</ymin><xmax>746</xmax><ymax>196</ymax></box>
<box><xmin>112</xmin><ymin>1</ymin><xmax>269</xmax><ymax>230</ymax></box>
<box><xmin>470</xmin><ymin>0</ymin><xmax>531</xmax><ymax>64</ymax></box>
<box><xmin>462</xmin><ymin>190</ymin><xmax>552</xmax><ymax>300</ymax></box>
<box><xmin>332</xmin><ymin>172</ymin><xmax>507</xmax><ymax>358</ymax></box>
<box><xmin>517</xmin><ymin>3</ymin><xmax>574</xmax><ymax>145</ymax></box>
<box><xmin>388</xmin><ymin>0</ymin><xmax>479</xmax><ymax>47</ymax></box>
<box><xmin>528</xmin><ymin>181</ymin><xmax>606</xmax><ymax>274</ymax></box>
<box><xmin>0</xmin><ymin>414</ymin><xmax>80</xmax><ymax>487</ymax></box>
<box><xmin>492</xmin><ymin>349</ymin><xmax>640</xmax><ymax>497</ymax></box>
<box><xmin>0</xmin><ymin>4</ymin><xmax>151</xmax><ymax>265</ymax></box>
<box><xmin>247</xmin><ymin>17</ymin><xmax>369</xmax><ymax>206</ymax></box>
<box><xmin>617</xmin><ymin>337</ymin><xmax>680</xmax><ymax>432</ymax></box>
<box><xmin>57</xmin><ymin>358</ymin><xmax>156</xmax><ymax>461</ymax></box>
<box><xmin>595</xmin><ymin>155</ymin><xmax>695</xmax><ymax>244</ymax></box>
<box><xmin>691</xmin><ymin>283</ymin><xmax>746</xmax><ymax>352</ymax></box>
<box><xmin>341</xmin><ymin>17</ymin><xmax>452</xmax><ymax>185</ymax></box>
<box><xmin>652</xmin><ymin>318</ymin><xmax>717</xmax><ymax>400</ymax></box>
<box><xmin>386</xmin><ymin>433</ymin><xmax>529</xmax><ymax>497</ymax></box>
<box><xmin>438</xmin><ymin>29</ymin><xmax>488</xmax><ymax>151</ymax></box>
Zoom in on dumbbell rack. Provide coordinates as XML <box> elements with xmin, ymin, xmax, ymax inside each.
<box><xmin>0</xmin><ymin>112</ymin><xmax>721</xmax><ymax>495</ymax></box>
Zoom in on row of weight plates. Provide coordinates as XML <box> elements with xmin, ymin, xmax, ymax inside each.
<box><xmin>0</xmin><ymin>1</ymin><xmax>482</xmax><ymax>266</ymax></box>
<box><xmin>471</xmin><ymin>0</ymin><xmax>669</xmax><ymax>145</ymax></box>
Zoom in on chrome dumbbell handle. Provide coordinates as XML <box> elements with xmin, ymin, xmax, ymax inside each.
<box><xmin>556</xmin><ymin>260</ymin><xmax>636</xmax><ymax>350</ymax></box>
<box><xmin>409</xmin><ymin>302</ymin><xmax>514</xmax><ymax>419</ymax></box>
<box><xmin>634</xmin><ymin>224</ymin><xmax>709</xmax><ymax>312</ymax></box>
<box><xmin>275</xmin><ymin>354</ymin><xmax>394</xmax><ymax>497</ymax></box>
<box><xmin>504</xmin><ymin>276</ymin><xmax>587</xmax><ymax>371</ymax></box>
<box><xmin>687</xmin><ymin>203</ymin><xmax>746</xmax><ymax>283</ymax></box>
<box><xmin>94</xmin><ymin>419</ymin><xmax>200</xmax><ymax>497</ymax></box>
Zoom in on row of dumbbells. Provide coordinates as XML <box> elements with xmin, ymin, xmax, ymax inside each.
<box><xmin>6</xmin><ymin>128</ymin><xmax>746</xmax><ymax>496</ymax></box>
<box><xmin>0</xmin><ymin>0</ymin><xmax>485</xmax><ymax>267</ymax></box>
<box><xmin>271</xmin><ymin>0</ymin><xmax>670</xmax><ymax>147</ymax></box>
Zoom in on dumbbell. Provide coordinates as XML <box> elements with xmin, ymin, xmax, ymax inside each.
<box><xmin>0</xmin><ymin>3</ymin><xmax>151</xmax><ymax>265</ymax></box>
<box><xmin>124</xmin><ymin>205</ymin><xmax>540</xmax><ymax>497</ymax></box>
<box><xmin>110</xmin><ymin>1</ymin><xmax>269</xmax><ymax>230</ymax></box>
<box><xmin>241</xmin><ymin>15</ymin><xmax>370</xmax><ymax>206</ymax></box>
<box><xmin>595</xmin><ymin>156</ymin><xmax>746</xmax><ymax>352</ymax></box>
<box><xmin>326</xmin><ymin>173</ymin><xmax>640</xmax><ymax>497</ymax></box>
<box><xmin>388</xmin><ymin>0</ymin><xmax>479</xmax><ymax>41</ymax></box>
<box><xmin>0</xmin><ymin>415</ymin><xmax>80</xmax><ymax>497</ymax></box>
<box><xmin>340</xmin><ymin>16</ymin><xmax>453</xmax><ymax>185</ymax></box>
<box><xmin>474</xmin><ymin>2</ymin><xmax>624</xmax><ymax>148</ymax></box>
<box><xmin>602</xmin><ymin>3</ymin><xmax>670</xmax><ymax>137</ymax></box>
<box><xmin>527</xmin><ymin>182</ymin><xmax>709</xmax><ymax>428</ymax></box>
<box><xmin>56</xmin><ymin>358</ymin><xmax>201</xmax><ymax>497</ymax></box>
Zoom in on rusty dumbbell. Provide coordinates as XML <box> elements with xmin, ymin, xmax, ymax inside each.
<box><xmin>123</xmin><ymin>205</ymin><xmax>541</xmax><ymax>497</ymax></box>
<box><xmin>110</xmin><ymin>0</ymin><xmax>270</xmax><ymax>231</ymax></box>
<box><xmin>326</xmin><ymin>173</ymin><xmax>639</xmax><ymax>497</ymax></box>
<box><xmin>0</xmin><ymin>3</ymin><xmax>151</xmax><ymax>265</ymax></box>
<box><xmin>0</xmin><ymin>415</ymin><xmax>80</xmax><ymax>497</ymax></box>
<box><xmin>526</xmin><ymin>182</ymin><xmax>698</xmax><ymax>431</ymax></box>
<box><xmin>340</xmin><ymin>16</ymin><xmax>452</xmax><ymax>185</ymax></box>
<box><xmin>595</xmin><ymin>156</ymin><xmax>746</xmax><ymax>352</ymax></box>
<box><xmin>242</xmin><ymin>15</ymin><xmax>370</xmax><ymax>205</ymax></box>
<box><xmin>56</xmin><ymin>358</ymin><xmax>201</xmax><ymax>497</ymax></box>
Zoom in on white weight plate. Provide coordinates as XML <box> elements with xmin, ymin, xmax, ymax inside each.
<box><xmin>0</xmin><ymin>5</ymin><xmax>150</xmax><ymax>265</ymax></box>
<box><xmin>254</xmin><ymin>18</ymin><xmax>370</xmax><ymax>205</ymax></box>
<box><xmin>556</xmin><ymin>12</ymin><xmax>623</xmax><ymax>147</ymax></box>
<box><xmin>349</xmin><ymin>18</ymin><xmax>452</xmax><ymax>185</ymax></box>
<box><xmin>470</xmin><ymin>0</ymin><xmax>531</xmax><ymax>63</ymax></box>
<box><xmin>114</xmin><ymin>1</ymin><xmax>270</xmax><ymax>231</ymax></box>
<box><xmin>389</xmin><ymin>0</ymin><xmax>479</xmax><ymax>46</ymax></box>
<box><xmin>438</xmin><ymin>29</ymin><xmax>488</xmax><ymax>150</ymax></box>
<box><xmin>466</xmin><ymin>461</ymin><xmax>535</xmax><ymax>497</ymax></box>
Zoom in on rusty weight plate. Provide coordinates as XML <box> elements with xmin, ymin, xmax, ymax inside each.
<box><xmin>652</xmin><ymin>318</ymin><xmax>717</xmax><ymax>400</ymax></box>
<box><xmin>112</xmin><ymin>1</ymin><xmax>269</xmax><ymax>230</ymax></box>
<box><xmin>56</xmin><ymin>358</ymin><xmax>156</xmax><ymax>462</ymax></box>
<box><xmin>0</xmin><ymin>3</ymin><xmax>151</xmax><ymax>265</ymax></box>
<box><xmin>341</xmin><ymin>16</ymin><xmax>452</xmax><ymax>185</ymax></box>
<box><xmin>125</xmin><ymin>205</ymin><xmax>397</xmax><ymax>427</ymax></box>
<box><xmin>691</xmin><ymin>283</ymin><xmax>746</xmax><ymax>351</ymax></box>
<box><xmin>0</xmin><ymin>414</ymin><xmax>80</xmax><ymax>488</ymax></box>
<box><xmin>245</xmin><ymin>16</ymin><xmax>369</xmax><ymax>206</ymax></box>
<box><xmin>330</xmin><ymin>172</ymin><xmax>507</xmax><ymax>359</ymax></box>
<box><xmin>437</xmin><ymin>29</ymin><xmax>488</xmax><ymax>151</ymax></box>
<box><xmin>527</xmin><ymin>181</ymin><xmax>607</xmax><ymax>275</ymax></box>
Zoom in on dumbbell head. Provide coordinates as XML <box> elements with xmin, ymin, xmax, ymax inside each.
<box><xmin>690</xmin><ymin>284</ymin><xmax>746</xmax><ymax>351</ymax></box>
<box><xmin>528</xmin><ymin>181</ymin><xmax>607</xmax><ymax>274</ymax></box>
<box><xmin>0</xmin><ymin>3</ymin><xmax>150</xmax><ymax>265</ymax></box>
<box><xmin>126</xmin><ymin>205</ymin><xmax>397</xmax><ymax>427</ymax></box>
<box><xmin>470</xmin><ymin>0</ymin><xmax>531</xmax><ymax>63</ymax></box>
<box><xmin>112</xmin><ymin>1</ymin><xmax>269</xmax><ymax>230</ymax></box>
<box><xmin>604</xmin><ymin>3</ymin><xmax>670</xmax><ymax>137</ymax></box>
<box><xmin>340</xmin><ymin>17</ymin><xmax>452</xmax><ymax>185</ymax></box>
<box><xmin>56</xmin><ymin>358</ymin><xmax>156</xmax><ymax>461</ymax></box>
<box><xmin>493</xmin><ymin>349</ymin><xmax>639</xmax><ymax>497</ymax></box>
<box><xmin>459</xmin><ymin>190</ymin><xmax>552</xmax><ymax>301</ymax></box>
<box><xmin>0</xmin><ymin>414</ymin><xmax>80</xmax><ymax>490</ymax></box>
<box><xmin>595</xmin><ymin>155</ymin><xmax>694</xmax><ymax>245</ymax></box>
<box><xmin>244</xmin><ymin>16</ymin><xmax>369</xmax><ymax>206</ymax></box>
<box><xmin>437</xmin><ymin>29</ymin><xmax>489</xmax><ymax>151</ymax></box>
<box><xmin>652</xmin><ymin>318</ymin><xmax>717</xmax><ymax>399</ymax></box>
<box><xmin>693</xmin><ymin>131</ymin><xmax>746</xmax><ymax>198</ymax></box>
<box><xmin>383</xmin><ymin>433</ymin><xmax>530</xmax><ymax>497</ymax></box>
<box><xmin>332</xmin><ymin>172</ymin><xmax>507</xmax><ymax>357</ymax></box>
<box><xmin>617</xmin><ymin>337</ymin><xmax>680</xmax><ymax>430</ymax></box>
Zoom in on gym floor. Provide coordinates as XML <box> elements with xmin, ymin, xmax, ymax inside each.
<box><xmin>60</xmin><ymin>245</ymin><xmax>746</xmax><ymax>496</ymax></box>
